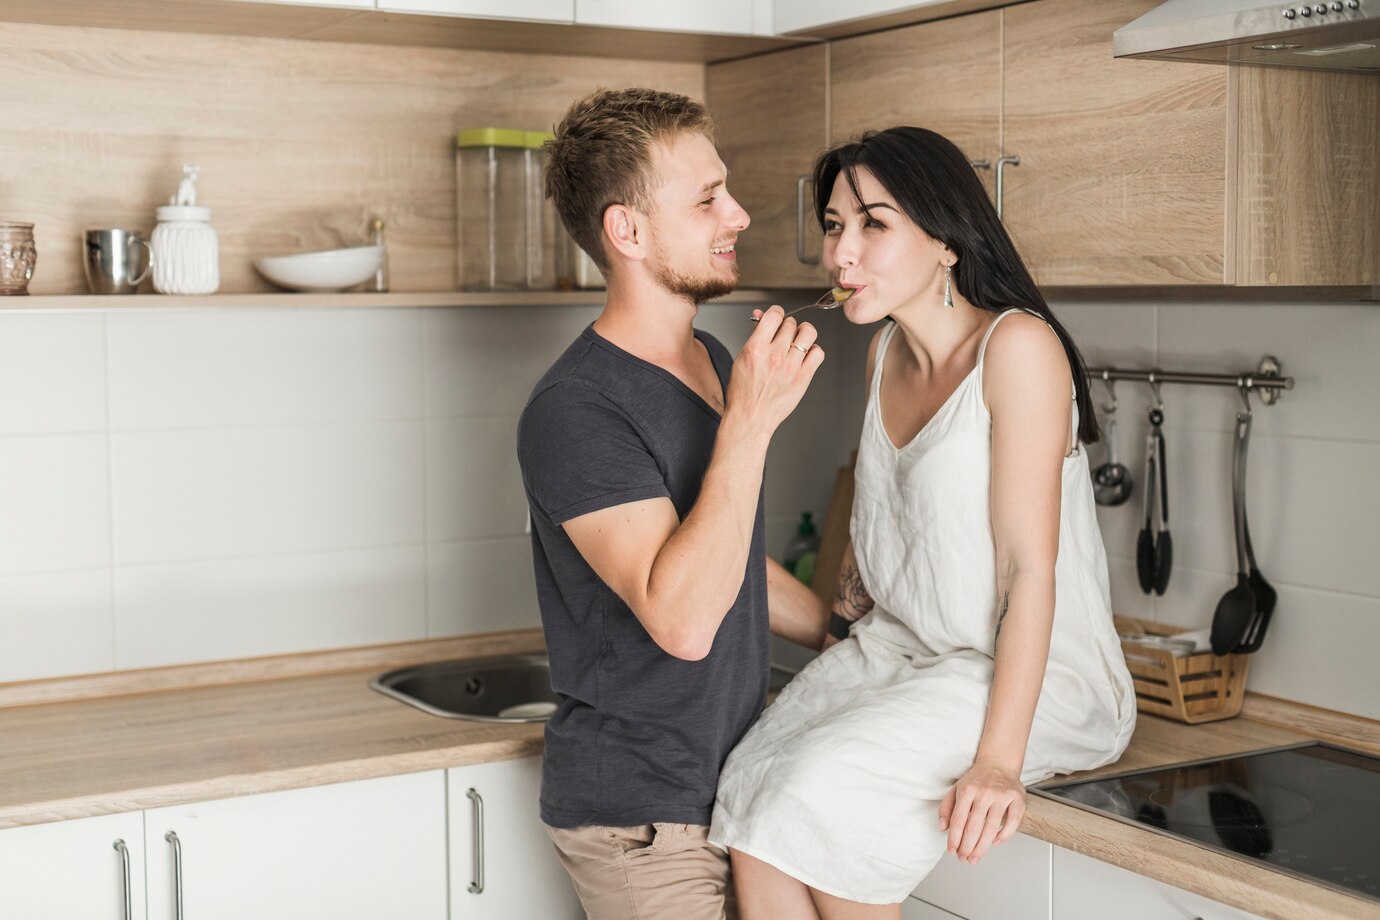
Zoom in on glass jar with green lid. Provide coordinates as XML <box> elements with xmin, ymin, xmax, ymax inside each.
<box><xmin>456</xmin><ymin>128</ymin><xmax>527</xmax><ymax>291</ymax></box>
<box><xmin>456</xmin><ymin>128</ymin><xmax>567</xmax><ymax>291</ymax></box>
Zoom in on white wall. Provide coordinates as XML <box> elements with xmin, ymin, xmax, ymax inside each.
<box><xmin>1</xmin><ymin>299</ymin><xmax>1373</xmax><ymax>724</ymax></box>
<box><xmin>1058</xmin><ymin>300</ymin><xmax>1379</xmax><ymax>720</ymax></box>
<box><xmin>0</xmin><ymin>299</ymin><xmax>867</xmax><ymax>684</ymax></box>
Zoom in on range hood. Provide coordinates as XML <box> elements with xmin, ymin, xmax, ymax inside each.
<box><xmin>1114</xmin><ymin>0</ymin><xmax>1380</xmax><ymax>71</ymax></box>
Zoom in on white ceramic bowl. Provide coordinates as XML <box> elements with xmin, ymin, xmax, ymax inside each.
<box><xmin>253</xmin><ymin>245</ymin><xmax>382</xmax><ymax>293</ymax></box>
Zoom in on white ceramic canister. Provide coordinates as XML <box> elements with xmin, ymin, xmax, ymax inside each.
<box><xmin>152</xmin><ymin>205</ymin><xmax>219</xmax><ymax>294</ymax></box>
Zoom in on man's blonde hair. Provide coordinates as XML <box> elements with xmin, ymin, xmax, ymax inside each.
<box><xmin>546</xmin><ymin>88</ymin><xmax>715</xmax><ymax>272</ymax></box>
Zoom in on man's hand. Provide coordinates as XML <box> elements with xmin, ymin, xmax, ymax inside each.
<box><xmin>728</xmin><ymin>306</ymin><xmax>824</xmax><ymax>438</ymax></box>
<box><xmin>938</xmin><ymin>760</ymin><xmax>1027</xmax><ymax>864</ymax></box>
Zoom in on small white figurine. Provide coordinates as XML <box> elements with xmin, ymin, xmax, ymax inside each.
<box><xmin>172</xmin><ymin>164</ymin><xmax>200</xmax><ymax>207</ymax></box>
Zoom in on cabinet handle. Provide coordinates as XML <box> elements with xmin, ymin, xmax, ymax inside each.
<box><xmin>113</xmin><ymin>839</ymin><xmax>133</xmax><ymax>920</ymax></box>
<box><xmin>165</xmin><ymin>831</ymin><xmax>185</xmax><ymax>920</ymax></box>
<box><xmin>795</xmin><ymin>174</ymin><xmax>820</xmax><ymax>265</ymax></box>
<box><xmin>994</xmin><ymin>155</ymin><xmax>1021</xmax><ymax>219</ymax></box>
<box><xmin>466</xmin><ymin>788</ymin><xmax>485</xmax><ymax>894</ymax></box>
<box><xmin>969</xmin><ymin>159</ymin><xmax>992</xmax><ymax>170</ymax></box>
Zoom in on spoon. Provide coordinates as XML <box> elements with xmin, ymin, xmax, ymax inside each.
<box><xmin>1092</xmin><ymin>416</ymin><xmax>1133</xmax><ymax>506</ymax></box>
<box><xmin>1210</xmin><ymin>411</ymin><xmax>1257</xmax><ymax>655</ymax></box>
<box><xmin>749</xmin><ymin>287</ymin><xmax>854</xmax><ymax>323</ymax></box>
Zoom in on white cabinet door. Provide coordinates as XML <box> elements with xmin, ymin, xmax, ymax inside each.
<box><xmin>774</xmin><ymin>0</ymin><xmax>948</xmax><ymax>35</ymax></box>
<box><xmin>1052</xmin><ymin>846</ymin><xmax>1266</xmax><ymax>920</ymax></box>
<box><xmin>376</xmin><ymin>0</ymin><xmax>573</xmax><ymax>23</ymax></box>
<box><xmin>575</xmin><ymin>0</ymin><xmax>754</xmax><ymax>35</ymax></box>
<box><xmin>903</xmin><ymin>896</ymin><xmax>965</xmax><ymax>919</ymax></box>
<box><xmin>145</xmin><ymin>772</ymin><xmax>448</xmax><ymax>920</ymax></box>
<box><xmin>0</xmin><ymin>812</ymin><xmax>145</xmax><ymax>920</ymax></box>
<box><xmin>448</xmin><ymin>756</ymin><xmax>583</xmax><ymax>920</ymax></box>
<box><xmin>911</xmin><ymin>833</ymin><xmax>1051</xmax><ymax>920</ymax></box>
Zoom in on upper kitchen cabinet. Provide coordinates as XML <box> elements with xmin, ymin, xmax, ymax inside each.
<box><xmin>1231</xmin><ymin>66</ymin><xmax>1379</xmax><ymax>287</ymax></box>
<box><xmin>1000</xmin><ymin>0</ymin><xmax>1229</xmax><ymax>286</ymax></box>
<box><xmin>253</xmin><ymin>0</ymin><xmax>373</xmax><ymax>7</ymax></box>
<box><xmin>707</xmin><ymin>44</ymin><xmax>831</xmax><ymax>288</ymax></box>
<box><xmin>776</xmin><ymin>0</ymin><xmax>971</xmax><ymax>36</ymax></box>
<box><xmin>376</xmin><ymin>0</ymin><xmax>573</xmax><ymax>22</ymax></box>
<box><xmin>575</xmin><ymin>0</ymin><xmax>755</xmax><ymax>35</ymax></box>
<box><xmin>830</xmin><ymin>10</ymin><xmax>1003</xmax><ymax>200</ymax></box>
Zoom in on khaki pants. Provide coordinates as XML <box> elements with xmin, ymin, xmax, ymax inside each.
<box><xmin>545</xmin><ymin>822</ymin><xmax>738</xmax><ymax>920</ymax></box>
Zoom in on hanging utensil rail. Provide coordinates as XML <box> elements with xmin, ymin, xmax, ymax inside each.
<box><xmin>1085</xmin><ymin>355</ymin><xmax>1294</xmax><ymax>406</ymax></box>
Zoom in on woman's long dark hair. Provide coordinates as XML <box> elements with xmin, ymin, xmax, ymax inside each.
<box><xmin>813</xmin><ymin>126</ymin><xmax>1100</xmax><ymax>445</ymax></box>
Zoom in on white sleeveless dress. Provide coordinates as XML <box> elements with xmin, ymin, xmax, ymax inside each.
<box><xmin>709</xmin><ymin>309</ymin><xmax>1136</xmax><ymax>904</ymax></box>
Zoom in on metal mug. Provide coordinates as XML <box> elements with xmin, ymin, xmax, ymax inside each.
<box><xmin>83</xmin><ymin>229</ymin><xmax>153</xmax><ymax>294</ymax></box>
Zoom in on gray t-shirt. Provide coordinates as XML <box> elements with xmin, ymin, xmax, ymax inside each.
<box><xmin>517</xmin><ymin>325</ymin><xmax>769</xmax><ymax>829</ymax></box>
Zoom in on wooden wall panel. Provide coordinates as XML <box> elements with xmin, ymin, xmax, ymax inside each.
<box><xmin>829</xmin><ymin>8</ymin><xmax>1002</xmax><ymax>200</ymax></box>
<box><xmin>0</xmin><ymin>22</ymin><xmax>703</xmax><ymax>294</ymax></box>
<box><xmin>1233</xmin><ymin>66</ymin><xmax>1380</xmax><ymax>287</ymax></box>
<box><xmin>707</xmin><ymin>44</ymin><xmax>830</xmax><ymax>289</ymax></box>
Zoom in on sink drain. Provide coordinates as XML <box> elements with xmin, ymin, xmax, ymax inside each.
<box><xmin>464</xmin><ymin>677</ymin><xmax>484</xmax><ymax>696</ymax></box>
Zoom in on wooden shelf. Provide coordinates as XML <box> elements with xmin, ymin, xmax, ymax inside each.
<box><xmin>0</xmin><ymin>290</ymin><xmax>784</xmax><ymax>311</ymax></box>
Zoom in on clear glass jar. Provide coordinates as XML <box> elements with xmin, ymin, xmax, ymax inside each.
<box><xmin>456</xmin><ymin>128</ymin><xmax>529</xmax><ymax>291</ymax></box>
<box><xmin>525</xmin><ymin>130</ymin><xmax>559</xmax><ymax>291</ymax></box>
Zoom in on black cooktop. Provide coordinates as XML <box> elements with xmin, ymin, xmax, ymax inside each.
<box><xmin>1033</xmin><ymin>742</ymin><xmax>1380</xmax><ymax>904</ymax></box>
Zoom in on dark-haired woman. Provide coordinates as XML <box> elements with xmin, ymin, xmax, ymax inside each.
<box><xmin>710</xmin><ymin>127</ymin><xmax>1135</xmax><ymax>919</ymax></box>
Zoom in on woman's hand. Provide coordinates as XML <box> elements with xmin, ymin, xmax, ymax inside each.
<box><xmin>938</xmin><ymin>760</ymin><xmax>1026</xmax><ymax>864</ymax></box>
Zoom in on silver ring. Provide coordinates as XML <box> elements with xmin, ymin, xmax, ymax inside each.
<box><xmin>791</xmin><ymin>343</ymin><xmax>809</xmax><ymax>354</ymax></box>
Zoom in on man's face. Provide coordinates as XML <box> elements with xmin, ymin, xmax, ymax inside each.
<box><xmin>642</xmin><ymin>132</ymin><xmax>751</xmax><ymax>303</ymax></box>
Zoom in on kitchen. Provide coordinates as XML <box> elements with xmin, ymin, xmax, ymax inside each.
<box><xmin>0</xmin><ymin>0</ymin><xmax>1377</xmax><ymax>918</ymax></box>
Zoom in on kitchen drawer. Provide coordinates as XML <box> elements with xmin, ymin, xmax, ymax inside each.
<box><xmin>912</xmin><ymin>833</ymin><xmax>1050</xmax><ymax>920</ymax></box>
<box><xmin>1052</xmin><ymin>846</ymin><xmax>1266</xmax><ymax>920</ymax></box>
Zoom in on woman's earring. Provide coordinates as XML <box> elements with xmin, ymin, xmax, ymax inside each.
<box><xmin>943</xmin><ymin>265</ymin><xmax>954</xmax><ymax>309</ymax></box>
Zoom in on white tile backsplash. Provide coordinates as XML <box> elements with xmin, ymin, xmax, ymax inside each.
<box><xmin>428</xmin><ymin>537</ymin><xmax>541</xmax><ymax>637</ymax></box>
<box><xmin>425</xmin><ymin>415</ymin><xmax>527</xmax><ymax>542</ymax></box>
<box><xmin>0</xmin><ymin>434</ymin><xmax>111</xmax><ymax>577</ymax></box>
<box><xmin>0</xmin><ymin>313</ymin><xmax>107</xmax><ymax>436</ymax></box>
<box><xmin>108</xmin><ymin>309</ymin><xmax>423</xmax><ymax>429</ymax></box>
<box><xmin>0</xmin><ymin>299</ymin><xmax>1373</xmax><ymax>724</ymax></box>
<box><xmin>0</xmin><ymin>569</ymin><xmax>113</xmax><ymax>682</ymax></box>
<box><xmin>115</xmin><ymin>546</ymin><xmax>427</xmax><ymax>669</ymax></box>
<box><xmin>110</xmin><ymin>421</ymin><xmax>425</xmax><ymax>565</ymax></box>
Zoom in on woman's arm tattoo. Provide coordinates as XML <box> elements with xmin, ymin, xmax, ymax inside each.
<box><xmin>834</xmin><ymin>561</ymin><xmax>875</xmax><ymax>621</ymax></box>
<box><xmin>995</xmin><ymin>591</ymin><xmax>1011</xmax><ymax>642</ymax></box>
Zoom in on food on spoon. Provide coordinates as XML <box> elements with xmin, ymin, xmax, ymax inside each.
<box><xmin>830</xmin><ymin>286</ymin><xmax>855</xmax><ymax>303</ymax></box>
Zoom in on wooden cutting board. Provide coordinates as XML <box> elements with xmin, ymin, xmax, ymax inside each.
<box><xmin>810</xmin><ymin>451</ymin><xmax>856</xmax><ymax>605</ymax></box>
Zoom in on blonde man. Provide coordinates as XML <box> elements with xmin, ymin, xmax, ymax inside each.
<box><xmin>517</xmin><ymin>88</ymin><xmax>828</xmax><ymax>920</ymax></box>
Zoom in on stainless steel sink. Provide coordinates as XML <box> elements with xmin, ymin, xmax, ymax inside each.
<box><xmin>372</xmin><ymin>653</ymin><xmax>800</xmax><ymax>722</ymax></box>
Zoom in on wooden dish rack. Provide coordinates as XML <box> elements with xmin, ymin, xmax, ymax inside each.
<box><xmin>1114</xmin><ymin>615</ymin><xmax>1250</xmax><ymax>724</ymax></box>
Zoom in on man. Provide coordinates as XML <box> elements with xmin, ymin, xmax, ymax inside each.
<box><xmin>517</xmin><ymin>87</ymin><xmax>829</xmax><ymax>920</ymax></box>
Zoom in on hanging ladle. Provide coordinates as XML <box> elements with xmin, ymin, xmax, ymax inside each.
<box><xmin>1210</xmin><ymin>398</ymin><xmax>1257</xmax><ymax>655</ymax></box>
<box><xmin>1092</xmin><ymin>375</ymin><xmax>1133</xmax><ymax>507</ymax></box>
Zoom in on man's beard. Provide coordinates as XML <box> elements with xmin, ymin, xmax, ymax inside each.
<box><xmin>652</xmin><ymin>245</ymin><xmax>738</xmax><ymax>303</ymax></box>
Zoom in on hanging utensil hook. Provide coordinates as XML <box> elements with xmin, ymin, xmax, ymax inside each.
<box><xmin>1099</xmin><ymin>371</ymin><xmax>1119</xmax><ymax>415</ymax></box>
<box><xmin>1235</xmin><ymin>382</ymin><xmax>1253</xmax><ymax>417</ymax></box>
<box><xmin>1146</xmin><ymin>372</ymin><xmax>1164</xmax><ymax>412</ymax></box>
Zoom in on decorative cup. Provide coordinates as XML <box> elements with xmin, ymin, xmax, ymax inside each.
<box><xmin>0</xmin><ymin>222</ymin><xmax>37</xmax><ymax>296</ymax></box>
<box><xmin>83</xmin><ymin>229</ymin><xmax>154</xmax><ymax>295</ymax></box>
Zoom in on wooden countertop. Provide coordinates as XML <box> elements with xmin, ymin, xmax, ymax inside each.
<box><xmin>1</xmin><ymin>635</ymin><xmax>1376</xmax><ymax>919</ymax></box>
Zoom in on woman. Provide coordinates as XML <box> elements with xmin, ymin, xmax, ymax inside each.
<box><xmin>710</xmin><ymin>127</ymin><xmax>1135</xmax><ymax>919</ymax></box>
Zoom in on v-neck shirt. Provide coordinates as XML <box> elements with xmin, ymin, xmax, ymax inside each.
<box><xmin>517</xmin><ymin>324</ymin><xmax>769</xmax><ymax>829</ymax></box>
